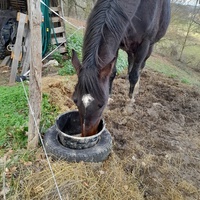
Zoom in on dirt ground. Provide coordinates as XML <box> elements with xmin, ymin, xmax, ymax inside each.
<box><xmin>1</xmin><ymin>57</ymin><xmax>200</xmax><ymax>199</ymax></box>
<box><xmin>40</xmin><ymin>67</ymin><xmax>200</xmax><ymax>199</ymax></box>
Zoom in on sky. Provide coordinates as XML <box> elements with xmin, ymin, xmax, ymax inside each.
<box><xmin>173</xmin><ymin>0</ymin><xmax>199</xmax><ymax>5</ymax></box>
<box><xmin>182</xmin><ymin>0</ymin><xmax>199</xmax><ymax>5</ymax></box>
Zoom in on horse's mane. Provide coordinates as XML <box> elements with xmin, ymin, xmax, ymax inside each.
<box><xmin>78</xmin><ymin>0</ymin><xmax>130</xmax><ymax>103</ymax></box>
<box><xmin>83</xmin><ymin>0</ymin><xmax>129</xmax><ymax>67</ymax></box>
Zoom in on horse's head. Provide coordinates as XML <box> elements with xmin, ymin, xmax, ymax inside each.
<box><xmin>71</xmin><ymin>50</ymin><xmax>115</xmax><ymax>137</ymax></box>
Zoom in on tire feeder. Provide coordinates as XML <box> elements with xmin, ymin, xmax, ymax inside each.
<box><xmin>44</xmin><ymin>111</ymin><xmax>112</xmax><ymax>162</ymax></box>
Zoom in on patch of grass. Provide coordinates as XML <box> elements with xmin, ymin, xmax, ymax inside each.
<box><xmin>116</xmin><ymin>50</ymin><xmax>128</xmax><ymax>73</ymax></box>
<box><xmin>0</xmin><ymin>85</ymin><xmax>59</xmax><ymax>197</ymax></box>
<box><xmin>0</xmin><ymin>85</ymin><xmax>29</xmax><ymax>154</ymax></box>
<box><xmin>181</xmin><ymin>78</ymin><xmax>190</xmax><ymax>84</ymax></box>
<box><xmin>55</xmin><ymin>34</ymin><xmax>83</xmax><ymax>76</ymax></box>
<box><xmin>146</xmin><ymin>55</ymin><xmax>200</xmax><ymax>88</ymax></box>
<box><xmin>58</xmin><ymin>60</ymin><xmax>75</xmax><ymax>75</ymax></box>
<box><xmin>182</xmin><ymin>45</ymin><xmax>200</xmax><ymax>68</ymax></box>
<box><xmin>154</xmin><ymin>20</ymin><xmax>200</xmax><ymax>73</ymax></box>
<box><xmin>66</xmin><ymin>34</ymin><xmax>83</xmax><ymax>59</ymax></box>
<box><xmin>0</xmin><ymin>84</ymin><xmax>59</xmax><ymax>156</ymax></box>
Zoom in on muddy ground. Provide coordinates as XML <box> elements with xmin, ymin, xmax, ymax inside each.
<box><xmin>41</xmin><ymin>68</ymin><xmax>200</xmax><ymax>200</ymax></box>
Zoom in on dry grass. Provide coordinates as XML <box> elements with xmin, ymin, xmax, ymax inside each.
<box><xmin>5</xmin><ymin>148</ymin><xmax>199</xmax><ymax>200</ymax></box>
<box><xmin>8</xmin><ymin>153</ymin><xmax>143</xmax><ymax>200</ymax></box>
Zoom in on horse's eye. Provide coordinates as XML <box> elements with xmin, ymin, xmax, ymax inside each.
<box><xmin>98</xmin><ymin>104</ymin><xmax>103</xmax><ymax>108</ymax></box>
<box><xmin>73</xmin><ymin>98</ymin><xmax>78</xmax><ymax>104</ymax></box>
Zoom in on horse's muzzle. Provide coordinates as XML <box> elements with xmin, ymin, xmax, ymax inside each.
<box><xmin>81</xmin><ymin>119</ymin><xmax>101</xmax><ymax>137</ymax></box>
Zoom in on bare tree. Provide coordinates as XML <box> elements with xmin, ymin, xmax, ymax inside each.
<box><xmin>63</xmin><ymin>0</ymin><xmax>96</xmax><ymax>19</ymax></box>
<box><xmin>179</xmin><ymin>0</ymin><xmax>199</xmax><ymax>61</ymax></box>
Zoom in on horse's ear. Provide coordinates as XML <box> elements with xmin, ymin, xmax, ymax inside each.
<box><xmin>99</xmin><ymin>57</ymin><xmax>116</xmax><ymax>80</ymax></box>
<box><xmin>72</xmin><ymin>49</ymin><xmax>81</xmax><ymax>74</ymax></box>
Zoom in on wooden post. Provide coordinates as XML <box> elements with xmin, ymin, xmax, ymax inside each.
<box><xmin>21</xmin><ymin>30</ymin><xmax>31</xmax><ymax>75</ymax></box>
<box><xmin>9</xmin><ymin>12</ymin><xmax>28</xmax><ymax>84</ymax></box>
<box><xmin>27</xmin><ymin>0</ymin><xmax>42</xmax><ymax>149</ymax></box>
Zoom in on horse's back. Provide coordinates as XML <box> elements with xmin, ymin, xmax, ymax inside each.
<box><xmin>122</xmin><ymin>0</ymin><xmax>170</xmax><ymax>50</ymax></box>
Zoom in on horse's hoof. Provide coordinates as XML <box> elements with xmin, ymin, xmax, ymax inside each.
<box><xmin>127</xmin><ymin>97</ymin><xmax>135</xmax><ymax>104</ymax></box>
<box><xmin>131</xmin><ymin>97</ymin><xmax>136</xmax><ymax>103</ymax></box>
<box><xmin>124</xmin><ymin>104</ymin><xmax>134</xmax><ymax>114</ymax></box>
<box><xmin>108</xmin><ymin>97</ymin><xmax>114</xmax><ymax>105</ymax></box>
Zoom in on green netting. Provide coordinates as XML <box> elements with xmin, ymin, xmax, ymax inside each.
<box><xmin>41</xmin><ymin>0</ymin><xmax>51</xmax><ymax>56</ymax></box>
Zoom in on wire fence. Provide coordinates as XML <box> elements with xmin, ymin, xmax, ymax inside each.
<box><xmin>18</xmin><ymin>1</ymin><xmax>86</xmax><ymax>199</ymax></box>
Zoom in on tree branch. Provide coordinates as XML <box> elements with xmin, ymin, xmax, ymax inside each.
<box><xmin>193</xmin><ymin>20</ymin><xmax>200</xmax><ymax>26</ymax></box>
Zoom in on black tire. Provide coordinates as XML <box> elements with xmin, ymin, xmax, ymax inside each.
<box><xmin>44</xmin><ymin>125</ymin><xmax>112</xmax><ymax>162</ymax></box>
<box><xmin>0</xmin><ymin>43</ymin><xmax>6</xmax><ymax>60</ymax></box>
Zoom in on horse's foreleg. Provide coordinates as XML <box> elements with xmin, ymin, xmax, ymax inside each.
<box><xmin>109</xmin><ymin>64</ymin><xmax>117</xmax><ymax>95</ymax></box>
<box><xmin>128</xmin><ymin>52</ymin><xmax>134</xmax><ymax>74</ymax></box>
<box><xmin>127</xmin><ymin>52</ymin><xmax>137</xmax><ymax>99</ymax></box>
<box><xmin>128</xmin><ymin>39</ymin><xmax>151</xmax><ymax>99</ymax></box>
<box><xmin>133</xmin><ymin>76</ymin><xmax>140</xmax><ymax>96</ymax></box>
<box><xmin>132</xmin><ymin>45</ymin><xmax>153</xmax><ymax>99</ymax></box>
<box><xmin>129</xmin><ymin>65</ymin><xmax>140</xmax><ymax>99</ymax></box>
<box><xmin>107</xmin><ymin>63</ymin><xmax>117</xmax><ymax>106</ymax></box>
<box><xmin>109</xmin><ymin>51</ymin><xmax>118</xmax><ymax>95</ymax></box>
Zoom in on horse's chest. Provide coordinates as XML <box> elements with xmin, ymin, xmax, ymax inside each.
<box><xmin>120</xmin><ymin>38</ymin><xmax>141</xmax><ymax>53</ymax></box>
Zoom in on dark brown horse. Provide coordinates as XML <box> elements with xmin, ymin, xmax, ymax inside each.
<box><xmin>72</xmin><ymin>0</ymin><xmax>171</xmax><ymax>137</ymax></box>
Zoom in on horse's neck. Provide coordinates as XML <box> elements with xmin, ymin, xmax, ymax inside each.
<box><xmin>97</xmin><ymin>32</ymin><xmax>120</xmax><ymax>67</ymax></box>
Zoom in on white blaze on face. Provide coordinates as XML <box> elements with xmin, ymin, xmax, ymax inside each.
<box><xmin>82</xmin><ymin>94</ymin><xmax>94</xmax><ymax>108</ymax></box>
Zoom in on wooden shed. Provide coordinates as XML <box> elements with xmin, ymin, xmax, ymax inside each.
<box><xmin>0</xmin><ymin>0</ymin><xmax>27</xmax><ymax>12</ymax></box>
<box><xmin>0</xmin><ymin>0</ymin><xmax>67</xmax><ymax>83</ymax></box>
